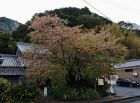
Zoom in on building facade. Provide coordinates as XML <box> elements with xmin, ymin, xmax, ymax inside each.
<box><xmin>115</xmin><ymin>59</ymin><xmax>140</xmax><ymax>82</ymax></box>
<box><xmin>0</xmin><ymin>42</ymin><xmax>45</xmax><ymax>85</ymax></box>
<box><xmin>0</xmin><ymin>54</ymin><xmax>25</xmax><ymax>85</ymax></box>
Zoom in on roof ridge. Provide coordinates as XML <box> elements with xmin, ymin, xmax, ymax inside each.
<box><xmin>17</xmin><ymin>42</ymin><xmax>31</xmax><ymax>45</ymax></box>
<box><xmin>126</xmin><ymin>59</ymin><xmax>140</xmax><ymax>62</ymax></box>
<box><xmin>0</xmin><ymin>54</ymin><xmax>17</xmax><ymax>57</ymax></box>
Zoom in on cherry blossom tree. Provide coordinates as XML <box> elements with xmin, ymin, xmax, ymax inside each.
<box><xmin>23</xmin><ymin>15</ymin><xmax>128</xmax><ymax>87</ymax></box>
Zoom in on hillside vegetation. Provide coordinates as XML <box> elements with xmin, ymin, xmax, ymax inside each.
<box><xmin>48</xmin><ymin>7</ymin><xmax>112</xmax><ymax>28</ymax></box>
<box><xmin>0</xmin><ymin>7</ymin><xmax>140</xmax><ymax>59</ymax></box>
<box><xmin>0</xmin><ymin>17</ymin><xmax>21</xmax><ymax>33</ymax></box>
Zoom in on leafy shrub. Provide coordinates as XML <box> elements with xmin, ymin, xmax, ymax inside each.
<box><xmin>51</xmin><ymin>86</ymin><xmax>100</xmax><ymax>100</ymax></box>
<box><xmin>51</xmin><ymin>85</ymin><xmax>66</xmax><ymax>99</ymax></box>
<box><xmin>64</xmin><ymin>88</ymin><xmax>77</xmax><ymax>100</ymax></box>
<box><xmin>97</xmin><ymin>81</ymin><xmax>109</xmax><ymax>96</ymax></box>
<box><xmin>0</xmin><ymin>83</ymin><xmax>41</xmax><ymax>103</ymax></box>
<box><xmin>81</xmin><ymin>88</ymin><xmax>100</xmax><ymax>100</ymax></box>
<box><xmin>0</xmin><ymin>78</ymin><xmax>9</xmax><ymax>94</ymax></box>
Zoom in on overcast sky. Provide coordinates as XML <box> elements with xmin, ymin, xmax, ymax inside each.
<box><xmin>0</xmin><ymin>0</ymin><xmax>140</xmax><ymax>25</ymax></box>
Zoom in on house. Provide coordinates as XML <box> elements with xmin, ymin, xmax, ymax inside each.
<box><xmin>0</xmin><ymin>54</ymin><xmax>25</xmax><ymax>85</ymax></box>
<box><xmin>115</xmin><ymin>59</ymin><xmax>140</xmax><ymax>82</ymax></box>
<box><xmin>0</xmin><ymin>42</ymin><xmax>49</xmax><ymax>85</ymax></box>
<box><xmin>0</xmin><ymin>42</ymin><xmax>33</xmax><ymax>85</ymax></box>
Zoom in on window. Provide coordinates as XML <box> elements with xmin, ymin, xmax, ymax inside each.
<box><xmin>0</xmin><ymin>56</ymin><xmax>4</xmax><ymax>64</ymax></box>
<box><xmin>125</xmin><ymin>69</ymin><xmax>133</xmax><ymax>72</ymax></box>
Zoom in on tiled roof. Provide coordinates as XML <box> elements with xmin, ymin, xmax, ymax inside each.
<box><xmin>16</xmin><ymin>42</ymin><xmax>49</xmax><ymax>54</ymax></box>
<box><xmin>0</xmin><ymin>54</ymin><xmax>24</xmax><ymax>67</ymax></box>
<box><xmin>17</xmin><ymin>42</ymin><xmax>34</xmax><ymax>52</ymax></box>
<box><xmin>0</xmin><ymin>68</ymin><xmax>25</xmax><ymax>76</ymax></box>
<box><xmin>114</xmin><ymin>59</ymin><xmax>140</xmax><ymax>69</ymax></box>
<box><xmin>0</xmin><ymin>54</ymin><xmax>25</xmax><ymax>76</ymax></box>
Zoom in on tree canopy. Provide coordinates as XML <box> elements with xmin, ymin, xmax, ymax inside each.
<box><xmin>48</xmin><ymin>7</ymin><xmax>112</xmax><ymax>28</ymax></box>
<box><xmin>23</xmin><ymin>15</ymin><xmax>127</xmax><ymax>97</ymax></box>
<box><xmin>12</xmin><ymin>24</ymin><xmax>31</xmax><ymax>42</ymax></box>
<box><xmin>0</xmin><ymin>32</ymin><xmax>15</xmax><ymax>54</ymax></box>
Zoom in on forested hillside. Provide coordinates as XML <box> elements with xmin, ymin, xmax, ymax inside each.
<box><xmin>48</xmin><ymin>7</ymin><xmax>112</xmax><ymax>28</ymax></box>
<box><xmin>0</xmin><ymin>17</ymin><xmax>21</xmax><ymax>33</ymax></box>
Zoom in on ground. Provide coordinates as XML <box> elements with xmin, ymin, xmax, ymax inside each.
<box><xmin>38</xmin><ymin>96</ymin><xmax>125</xmax><ymax>103</ymax></box>
<box><xmin>113</xmin><ymin>86</ymin><xmax>140</xmax><ymax>97</ymax></box>
<box><xmin>39</xmin><ymin>86</ymin><xmax>140</xmax><ymax>103</ymax></box>
<box><xmin>118</xmin><ymin>98</ymin><xmax>140</xmax><ymax>103</ymax></box>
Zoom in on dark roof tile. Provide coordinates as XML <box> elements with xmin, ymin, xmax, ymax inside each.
<box><xmin>0</xmin><ymin>54</ymin><xmax>24</xmax><ymax>67</ymax></box>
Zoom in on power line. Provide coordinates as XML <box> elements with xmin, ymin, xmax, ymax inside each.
<box><xmin>82</xmin><ymin>0</ymin><xmax>113</xmax><ymax>22</ymax></box>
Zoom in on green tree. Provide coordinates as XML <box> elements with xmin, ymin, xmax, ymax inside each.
<box><xmin>105</xmin><ymin>24</ymin><xmax>140</xmax><ymax>59</ymax></box>
<box><xmin>12</xmin><ymin>24</ymin><xmax>31</xmax><ymax>42</ymax></box>
<box><xmin>23</xmin><ymin>15</ymin><xmax>127</xmax><ymax>90</ymax></box>
<box><xmin>48</xmin><ymin>7</ymin><xmax>112</xmax><ymax>28</ymax></box>
<box><xmin>118</xmin><ymin>21</ymin><xmax>133</xmax><ymax>29</ymax></box>
<box><xmin>0</xmin><ymin>32</ymin><xmax>15</xmax><ymax>54</ymax></box>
